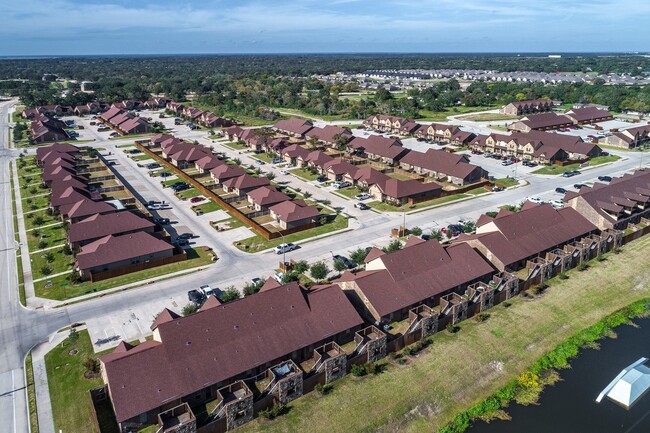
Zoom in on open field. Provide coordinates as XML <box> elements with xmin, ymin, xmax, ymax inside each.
<box><xmin>290</xmin><ymin>168</ymin><xmax>320</xmax><ymax>182</ymax></box>
<box><xmin>34</xmin><ymin>247</ymin><xmax>214</xmax><ymax>300</ymax></box>
<box><xmin>416</xmin><ymin>106</ymin><xmax>498</xmax><ymax>122</ymax></box>
<box><xmin>238</xmin><ymin>236</ymin><xmax>650</xmax><ymax>433</ymax></box>
<box><xmin>494</xmin><ymin>177</ymin><xmax>519</xmax><ymax>188</ymax></box>
<box><xmin>457</xmin><ymin>113</ymin><xmax>518</xmax><ymax>122</ymax></box>
<box><xmin>235</xmin><ymin>214</ymin><xmax>348</xmax><ymax>253</ymax></box>
<box><xmin>532</xmin><ymin>155</ymin><xmax>621</xmax><ymax>175</ymax></box>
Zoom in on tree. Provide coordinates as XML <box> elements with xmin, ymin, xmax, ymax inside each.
<box><xmin>349</xmin><ymin>247</ymin><xmax>369</xmax><ymax>266</ymax></box>
<box><xmin>68</xmin><ymin>328</ymin><xmax>79</xmax><ymax>342</ymax></box>
<box><xmin>233</xmin><ymin>158</ymin><xmax>241</xmax><ymax>165</ymax></box>
<box><xmin>44</xmin><ymin>252</ymin><xmax>55</xmax><ymax>263</ymax></box>
<box><xmin>303</xmin><ymin>191</ymin><xmax>312</xmax><ymax>199</ymax></box>
<box><xmin>37</xmin><ymin>240</ymin><xmax>47</xmax><ymax>249</ymax></box>
<box><xmin>382</xmin><ymin>239</ymin><xmax>402</xmax><ymax>253</ymax></box>
<box><xmin>220</xmin><ymin>286</ymin><xmax>241</xmax><ymax>303</ymax></box>
<box><xmin>40</xmin><ymin>265</ymin><xmax>52</xmax><ymax>275</ymax></box>
<box><xmin>244</xmin><ymin>280</ymin><xmax>263</xmax><ymax>296</ymax></box>
<box><xmin>265</xmin><ymin>172</ymin><xmax>276</xmax><ymax>180</ymax></box>
<box><xmin>333</xmin><ymin>259</ymin><xmax>347</xmax><ymax>273</ymax></box>
<box><xmin>309</xmin><ymin>261</ymin><xmax>329</xmax><ymax>282</ymax></box>
<box><xmin>83</xmin><ymin>357</ymin><xmax>100</xmax><ymax>374</ymax></box>
<box><xmin>462</xmin><ymin>221</ymin><xmax>476</xmax><ymax>233</ymax></box>
<box><xmin>294</xmin><ymin>260</ymin><xmax>309</xmax><ymax>273</ymax></box>
<box><xmin>410</xmin><ymin>226</ymin><xmax>423</xmax><ymax>236</ymax></box>
<box><xmin>281</xmin><ymin>271</ymin><xmax>299</xmax><ymax>284</ymax></box>
<box><xmin>429</xmin><ymin>229</ymin><xmax>443</xmax><ymax>241</ymax></box>
<box><xmin>181</xmin><ymin>303</ymin><xmax>199</xmax><ymax>316</ymax></box>
<box><xmin>33</xmin><ymin>215</ymin><xmax>44</xmax><ymax>226</ymax></box>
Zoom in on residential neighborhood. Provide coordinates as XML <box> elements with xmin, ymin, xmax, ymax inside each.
<box><xmin>3</xmin><ymin>44</ymin><xmax>650</xmax><ymax>433</ymax></box>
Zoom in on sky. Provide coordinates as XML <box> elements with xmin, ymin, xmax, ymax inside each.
<box><xmin>1</xmin><ymin>0</ymin><xmax>648</xmax><ymax>56</ymax></box>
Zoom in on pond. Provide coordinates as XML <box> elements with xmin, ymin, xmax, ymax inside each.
<box><xmin>469</xmin><ymin>316</ymin><xmax>650</xmax><ymax>433</ymax></box>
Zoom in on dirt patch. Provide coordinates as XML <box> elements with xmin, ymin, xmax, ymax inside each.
<box><xmin>68</xmin><ymin>349</ymin><xmax>78</xmax><ymax>356</ymax></box>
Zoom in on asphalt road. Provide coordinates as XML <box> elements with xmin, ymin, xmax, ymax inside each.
<box><xmin>0</xmin><ymin>102</ymin><xmax>648</xmax><ymax>432</ymax></box>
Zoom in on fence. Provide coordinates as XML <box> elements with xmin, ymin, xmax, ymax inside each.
<box><xmin>89</xmin><ymin>248</ymin><xmax>187</xmax><ymax>282</ymax></box>
<box><xmin>137</xmin><ymin>143</ymin><xmax>321</xmax><ymax>241</ymax></box>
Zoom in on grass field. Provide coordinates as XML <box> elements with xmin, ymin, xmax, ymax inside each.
<box><xmin>237</xmin><ymin>236</ymin><xmax>650</xmax><ymax>433</ymax></box>
<box><xmin>235</xmin><ymin>214</ymin><xmax>348</xmax><ymax>253</ymax></box>
<box><xmin>30</xmin><ymin>246</ymin><xmax>73</xmax><ymax>280</ymax></box>
<box><xmin>416</xmin><ymin>106</ymin><xmax>498</xmax><ymax>122</ymax></box>
<box><xmin>494</xmin><ymin>177</ymin><xmax>519</xmax><ymax>188</ymax></box>
<box><xmin>26</xmin><ymin>223</ymin><xmax>67</xmax><ymax>252</ymax></box>
<box><xmin>457</xmin><ymin>113</ymin><xmax>518</xmax><ymax>122</ymax></box>
<box><xmin>34</xmin><ymin>247</ymin><xmax>214</xmax><ymax>300</ymax></box>
<box><xmin>290</xmin><ymin>168</ymin><xmax>320</xmax><ymax>182</ymax></box>
<box><xmin>368</xmin><ymin>193</ymin><xmax>470</xmax><ymax>212</ymax></box>
<box><xmin>45</xmin><ymin>330</ymin><xmax>103</xmax><ymax>433</ymax></box>
<box><xmin>335</xmin><ymin>186</ymin><xmax>364</xmax><ymax>200</ymax></box>
<box><xmin>532</xmin><ymin>155</ymin><xmax>621</xmax><ymax>175</ymax></box>
<box><xmin>192</xmin><ymin>199</ymin><xmax>222</xmax><ymax>214</ymax></box>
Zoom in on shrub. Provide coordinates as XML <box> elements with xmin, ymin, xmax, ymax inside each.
<box><xmin>259</xmin><ymin>403</ymin><xmax>286</xmax><ymax>420</ymax></box>
<box><xmin>181</xmin><ymin>303</ymin><xmax>199</xmax><ymax>316</ymax></box>
<box><xmin>382</xmin><ymin>239</ymin><xmax>402</xmax><ymax>253</ymax></box>
<box><xmin>40</xmin><ymin>265</ymin><xmax>52</xmax><ymax>276</ymax></box>
<box><xmin>44</xmin><ymin>252</ymin><xmax>55</xmax><ymax>263</ymax></box>
<box><xmin>410</xmin><ymin>226</ymin><xmax>423</xmax><ymax>236</ymax></box>
<box><xmin>220</xmin><ymin>286</ymin><xmax>241</xmax><ymax>303</ymax></box>
<box><xmin>29</xmin><ymin>187</ymin><xmax>37</xmax><ymax>195</ymax></box>
<box><xmin>33</xmin><ymin>215</ymin><xmax>45</xmax><ymax>226</ymax></box>
<box><xmin>577</xmin><ymin>262</ymin><xmax>589</xmax><ymax>272</ymax></box>
<box><xmin>309</xmin><ymin>261</ymin><xmax>329</xmax><ymax>282</ymax></box>
<box><xmin>68</xmin><ymin>328</ymin><xmax>79</xmax><ymax>342</ymax></box>
<box><xmin>37</xmin><ymin>240</ymin><xmax>47</xmax><ymax>249</ymax></box>
<box><xmin>314</xmin><ymin>383</ymin><xmax>333</xmax><ymax>396</ymax></box>
<box><xmin>349</xmin><ymin>247</ymin><xmax>369</xmax><ymax>266</ymax></box>
<box><xmin>350</xmin><ymin>364</ymin><xmax>367</xmax><ymax>377</ymax></box>
<box><xmin>596</xmin><ymin>255</ymin><xmax>606</xmax><ymax>262</ymax></box>
<box><xmin>474</xmin><ymin>312</ymin><xmax>490</xmax><ymax>322</ymax></box>
<box><xmin>62</xmin><ymin>244</ymin><xmax>73</xmax><ymax>256</ymax></box>
<box><xmin>446</xmin><ymin>323</ymin><xmax>460</xmax><ymax>334</ymax></box>
<box><xmin>333</xmin><ymin>259</ymin><xmax>347</xmax><ymax>272</ymax></box>
<box><xmin>68</xmin><ymin>270</ymin><xmax>82</xmax><ymax>284</ymax></box>
<box><xmin>294</xmin><ymin>260</ymin><xmax>309</xmax><ymax>273</ymax></box>
<box><xmin>558</xmin><ymin>272</ymin><xmax>569</xmax><ymax>280</ymax></box>
<box><xmin>402</xmin><ymin>346</ymin><xmax>413</xmax><ymax>357</ymax></box>
<box><xmin>83</xmin><ymin>357</ymin><xmax>100</xmax><ymax>374</ymax></box>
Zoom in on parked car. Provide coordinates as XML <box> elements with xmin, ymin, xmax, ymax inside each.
<box><xmin>526</xmin><ymin>196</ymin><xmax>544</xmax><ymax>204</ymax></box>
<box><xmin>273</xmin><ymin>243</ymin><xmax>296</xmax><ymax>254</ymax></box>
<box><xmin>550</xmin><ymin>199</ymin><xmax>564</xmax><ymax>209</ymax></box>
<box><xmin>146</xmin><ymin>203</ymin><xmax>165</xmax><ymax>210</ymax></box>
<box><xmin>492</xmin><ymin>186</ymin><xmax>504</xmax><ymax>192</ymax></box>
<box><xmin>555</xmin><ymin>187</ymin><xmax>567</xmax><ymax>194</ymax></box>
<box><xmin>332</xmin><ymin>255</ymin><xmax>354</xmax><ymax>269</ymax></box>
<box><xmin>598</xmin><ymin>175</ymin><xmax>612</xmax><ymax>182</ymax></box>
<box><xmin>271</xmin><ymin>158</ymin><xmax>282</xmax><ymax>164</ymax></box>
<box><xmin>190</xmin><ymin>196</ymin><xmax>205</xmax><ymax>203</ymax></box>
<box><xmin>146</xmin><ymin>163</ymin><xmax>161</xmax><ymax>170</ymax></box>
<box><xmin>354</xmin><ymin>202</ymin><xmax>370</xmax><ymax>210</ymax></box>
<box><xmin>562</xmin><ymin>171</ymin><xmax>576</xmax><ymax>178</ymax></box>
<box><xmin>273</xmin><ymin>272</ymin><xmax>285</xmax><ymax>283</ymax></box>
<box><xmin>177</xmin><ymin>233</ymin><xmax>193</xmax><ymax>240</ymax></box>
<box><xmin>574</xmin><ymin>183</ymin><xmax>588</xmax><ymax>189</ymax></box>
<box><xmin>355</xmin><ymin>193</ymin><xmax>371</xmax><ymax>200</ymax></box>
<box><xmin>255</xmin><ymin>159</ymin><xmax>265</xmax><ymax>165</ymax></box>
<box><xmin>160</xmin><ymin>172</ymin><xmax>172</xmax><ymax>178</ymax></box>
<box><xmin>280</xmin><ymin>170</ymin><xmax>289</xmax><ymax>175</ymax></box>
<box><xmin>173</xmin><ymin>238</ymin><xmax>189</xmax><ymax>246</ymax></box>
<box><xmin>199</xmin><ymin>284</ymin><xmax>215</xmax><ymax>297</ymax></box>
<box><xmin>501</xmin><ymin>160</ymin><xmax>513</xmax><ymax>166</ymax></box>
<box><xmin>154</xmin><ymin>217</ymin><xmax>170</xmax><ymax>225</ymax></box>
<box><xmin>172</xmin><ymin>184</ymin><xmax>190</xmax><ymax>192</ymax></box>
<box><xmin>187</xmin><ymin>289</ymin><xmax>206</xmax><ymax>304</ymax></box>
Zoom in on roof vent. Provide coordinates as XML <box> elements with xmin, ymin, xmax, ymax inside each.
<box><xmin>186</xmin><ymin>341</ymin><xmax>191</xmax><ymax>345</ymax></box>
<box><xmin>234</xmin><ymin>325</ymin><xmax>239</xmax><ymax>330</ymax></box>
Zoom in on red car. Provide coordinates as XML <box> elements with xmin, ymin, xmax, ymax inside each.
<box><xmin>190</xmin><ymin>196</ymin><xmax>205</xmax><ymax>203</ymax></box>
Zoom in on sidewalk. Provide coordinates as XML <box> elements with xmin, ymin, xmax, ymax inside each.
<box><xmin>11</xmin><ymin>161</ymin><xmax>36</xmax><ymax>302</ymax></box>
<box><xmin>31</xmin><ymin>330</ymin><xmax>72</xmax><ymax>433</ymax></box>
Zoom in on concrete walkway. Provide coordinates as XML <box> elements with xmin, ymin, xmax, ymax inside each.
<box><xmin>32</xmin><ymin>270</ymin><xmax>73</xmax><ymax>284</ymax></box>
<box><xmin>11</xmin><ymin>161</ymin><xmax>36</xmax><ymax>302</ymax></box>
<box><xmin>31</xmin><ymin>328</ymin><xmax>78</xmax><ymax>433</ymax></box>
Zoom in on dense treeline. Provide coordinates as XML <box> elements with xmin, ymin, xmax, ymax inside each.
<box><xmin>3</xmin><ymin>55</ymin><xmax>650</xmax><ymax>117</ymax></box>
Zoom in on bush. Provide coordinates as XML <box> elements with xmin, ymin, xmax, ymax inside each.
<box><xmin>294</xmin><ymin>260</ymin><xmax>309</xmax><ymax>274</ymax></box>
<box><xmin>40</xmin><ymin>265</ymin><xmax>53</xmax><ymax>276</ymax></box>
<box><xmin>558</xmin><ymin>272</ymin><xmax>569</xmax><ymax>280</ymax></box>
<box><xmin>309</xmin><ymin>261</ymin><xmax>329</xmax><ymax>281</ymax></box>
<box><xmin>596</xmin><ymin>255</ymin><xmax>606</xmax><ymax>262</ymax></box>
<box><xmin>446</xmin><ymin>323</ymin><xmax>460</xmax><ymax>334</ymax></box>
<box><xmin>333</xmin><ymin>259</ymin><xmax>347</xmax><ymax>273</ymax></box>
<box><xmin>382</xmin><ymin>239</ymin><xmax>402</xmax><ymax>253</ymax></box>
<box><xmin>474</xmin><ymin>312</ymin><xmax>490</xmax><ymax>322</ymax></box>
<box><xmin>83</xmin><ymin>357</ymin><xmax>100</xmax><ymax>374</ymax></box>
<box><xmin>44</xmin><ymin>252</ymin><xmax>55</xmax><ymax>263</ymax></box>
<box><xmin>181</xmin><ymin>303</ymin><xmax>199</xmax><ymax>316</ymax></box>
<box><xmin>402</xmin><ymin>347</ymin><xmax>413</xmax><ymax>357</ymax></box>
<box><xmin>220</xmin><ymin>286</ymin><xmax>241</xmax><ymax>303</ymax></box>
<box><xmin>577</xmin><ymin>262</ymin><xmax>589</xmax><ymax>272</ymax></box>
<box><xmin>33</xmin><ymin>215</ymin><xmax>45</xmax><ymax>226</ymax></box>
<box><xmin>37</xmin><ymin>240</ymin><xmax>47</xmax><ymax>249</ymax></box>
<box><xmin>68</xmin><ymin>270</ymin><xmax>82</xmax><ymax>284</ymax></box>
<box><xmin>349</xmin><ymin>248</ymin><xmax>368</xmax><ymax>266</ymax></box>
<box><xmin>410</xmin><ymin>226</ymin><xmax>423</xmax><ymax>236</ymax></box>
<box><xmin>350</xmin><ymin>363</ymin><xmax>367</xmax><ymax>377</ymax></box>
<box><xmin>68</xmin><ymin>328</ymin><xmax>79</xmax><ymax>342</ymax></box>
<box><xmin>314</xmin><ymin>383</ymin><xmax>333</xmax><ymax>396</ymax></box>
<box><xmin>259</xmin><ymin>403</ymin><xmax>287</xmax><ymax>420</ymax></box>
<box><xmin>62</xmin><ymin>244</ymin><xmax>73</xmax><ymax>256</ymax></box>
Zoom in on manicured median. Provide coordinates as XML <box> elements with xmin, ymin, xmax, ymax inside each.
<box><xmin>237</xmin><ymin>236</ymin><xmax>650</xmax><ymax>433</ymax></box>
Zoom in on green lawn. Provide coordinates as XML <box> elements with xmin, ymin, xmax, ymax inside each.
<box><xmin>237</xmin><ymin>237</ymin><xmax>650</xmax><ymax>433</ymax></box>
<box><xmin>387</xmin><ymin>172</ymin><xmax>417</xmax><ymax>181</ymax></box>
<box><xmin>162</xmin><ymin>177</ymin><xmax>182</xmax><ymax>187</ymax></box>
<box><xmin>457</xmin><ymin>113</ymin><xmax>518</xmax><ymax>122</ymax></box>
<box><xmin>24</xmin><ymin>210</ymin><xmax>58</xmax><ymax>230</ymax></box>
<box><xmin>30</xmin><ymin>246</ymin><xmax>73</xmax><ymax>280</ymax></box>
<box><xmin>235</xmin><ymin>214</ymin><xmax>348</xmax><ymax>253</ymax></box>
<box><xmin>214</xmin><ymin>215</ymin><xmax>246</xmax><ymax>231</ymax></box>
<box><xmin>532</xmin><ymin>155</ymin><xmax>621</xmax><ymax>175</ymax></box>
<box><xmin>25</xmin><ymin>352</ymin><xmax>39</xmax><ymax>433</ymax></box>
<box><xmin>130</xmin><ymin>154</ymin><xmax>153</xmax><ymax>162</ymax></box>
<box><xmin>494</xmin><ymin>177</ymin><xmax>519</xmax><ymax>188</ymax></box>
<box><xmin>34</xmin><ymin>247</ymin><xmax>214</xmax><ymax>300</ymax></box>
<box><xmin>467</xmin><ymin>187</ymin><xmax>488</xmax><ymax>195</ymax></box>
<box><xmin>192</xmin><ymin>199</ymin><xmax>222</xmax><ymax>214</ymax></box>
<box><xmin>22</xmin><ymin>193</ymin><xmax>50</xmax><ymax>211</ymax></box>
<box><xmin>254</xmin><ymin>152</ymin><xmax>277</xmax><ymax>163</ymax></box>
<box><xmin>290</xmin><ymin>168</ymin><xmax>320</xmax><ymax>181</ymax></box>
<box><xmin>176</xmin><ymin>188</ymin><xmax>203</xmax><ymax>200</ymax></box>
<box><xmin>27</xmin><ymin>223</ymin><xmax>67</xmax><ymax>252</ymax></box>
<box><xmin>45</xmin><ymin>330</ymin><xmax>103</xmax><ymax>433</ymax></box>
<box><xmin>416</xmin><ymin>106</ymin><xmax>498</xmax><ymax>122</ymax></box>
<box><xmin>336</xmin><ymin>186</ymin><xmax>364</xmax><ymax>200</ymax></box>
<box><xmin>368</xmin><ymin>193</ymin><xmax>470</xmax><ymax>212</ymax></box>
<box><xmin>219</xmin><ymin>140</ymin><xmax>248</xmax><ymax>151</ymax></box>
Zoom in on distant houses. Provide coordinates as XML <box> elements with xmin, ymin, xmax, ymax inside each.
<box><xmin>501</xmin><ymin>99</ymin><xmax>554</xmax><ymax>116</ymax></box>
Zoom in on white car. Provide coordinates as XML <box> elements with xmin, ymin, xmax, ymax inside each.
<box><xmin>355</xmin><ymin>193</ymin><xmax>371</xmax><ymax>200</ymax></box>
<box><xmin>280</xmin><ymin>170</ymin><xmax>289</xmax><ymax>175</ymax></box>
<box><xmin>199</xmin><ymin>284</ymin><xmax>215</xmax><ymax>297</ymax></box>
<box><xmin>273</xmin><ymin>272</ymin><xmax>285</xmax><ymax>283</ymax></box>
<box><xmin>273</xmin><ymin>243</ymin><xmax>296</xmax><ymax>254</ymax></box>
<box><xmin>526</xmin><ymin>197</ymin><xmax>544</xmax><ymax>204</ymax></box>
<box><xmin>550</xmin><ymin>199</ymin><xmax>564</xmax><ymax>209</ymax></box>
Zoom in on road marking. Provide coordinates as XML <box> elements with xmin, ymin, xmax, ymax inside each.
<box><xmin>12</xmin><ymin>369</ymin><xmax>17</xmax><ymax>433</ymax></box>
